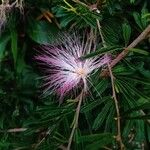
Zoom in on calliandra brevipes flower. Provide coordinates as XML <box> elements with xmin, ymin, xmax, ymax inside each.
<box><xmin>36</xmin><ymin>34</ymin><xmax>110</xmax><ymax>99</ymax></box>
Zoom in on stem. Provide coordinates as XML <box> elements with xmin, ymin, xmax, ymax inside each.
<box><xmin>96</xmin><ymin>18</ymin><xmax>107</xmax><ymax>48</ymax></box>
<box><xmin>34</xmin><ymin>129</ymin><xmax>51</xmax><ymax>149</ymax></box>
<box><xmin>67</xmin><ymin>91</ymin><xmax>83</xmax><ymax>150</ymax></box>
<box><xmin>59</xmin><ymin>145</ymin><xmax>67</xmax><ymax>150</ymax></box>
<box><xmin>88</xmin><ymin>28</ymin><xmax>94</xmax><ymax>53</ymax></box>
<box><xmin>0</xmin><ymin>128</ymin><xmax>27</xmax><ymax>133</ymax></box>
<box><xmin>103</xmin><ymin>146</ymin><xmax>113</xmax><ymax>150</ymax></box>
<box><xmin>72</xmin><ymin>0</ymin><xmax>89</xmax><ymax>8</ymax></box>
<box><xmin>107</xmin><ymin>63</ymin><xmax>124</xmax><ymax>150</ymax></box>
<box><xmin>96</xmin><ymin>8</ymin><xmax>124</xmax><ymax>148</ymax></box>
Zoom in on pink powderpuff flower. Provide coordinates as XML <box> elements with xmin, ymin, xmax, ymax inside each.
<box><xmin>36</xmin><ymin>33</ymin><xmax>110</xmax><ymax>99</ymax></box>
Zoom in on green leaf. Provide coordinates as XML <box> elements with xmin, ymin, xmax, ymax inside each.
<box><xmin>92</xmin><ymin>99</ymin><xmax>114</xmax><ymax>130</ymax></box>
<box><xmin>129</xmin><ymin>48</ymin><xmax>149</xmax><ymax>55</ymax></box>
<box><xmin>27</xmin><ymin>19</ymin><xmax>59</xmax><ymax>44</ymax></box>
<box><xmin>141</xmin><ymin>6</ymin><xmax>149</xmax><ymax>28</ymax></box>
<box><xmin>117</xmin><ymin>79</ymin><xmax>149</xmax><ymax>99</ymax></box>
<box><xmin>81</xmin><ymin>96</ymin><xmax>111</xmax><ymax>113</ymax></box>
<box><xmin>53</xmin><ymin>3</ymin><xmax>101</xmax><ymax>28</ymax></box>
<box><xmin>124</xmin><ymin>103</ymin><xmax>150</xmax><ymax>114</ymax></box>
<box><xmin>130</xmin><ymin>0</ymin><xmax>136</xmax><ymax>3</ymax></box>
<box><xmin>102</xmin><ymin>19</ymin><xmax>122</xmax><ymax>45</ymax></box>
<box><xmin>60</xmin><ymin>14</ymin><xmax>76</xmax><ymax>27</ymax></box>
<box><xmin>142</xmin><ymin>13</ymin><xmax>150</xmax><ymax>19</ymax></box>
<box><xmin>11</xmin><ymin>30</ymin><xmax>18</xmax><ymax>66</ymax></box>
<box><xmin>122</xmin><ymin>23</ymin><xmax>131</xmax><ymax>45</ymax></box>
<box><xmin>133</xmin><ymin>7</ymin><xmax>149</xmax><ymax>30</ymax></box>
<box><xmin>133</xmin><ymin>12</ymin><xmax>143</xmax><ymax>30</ymax></box>
<box><xmin>81</xmin><ymin>46</ymin><xmax>122</xmax><ymax>59</ymax></box>
<box><xmin>0</xmin><ymin>116</ymin><xmax>4</xmax><ymax>128</ymax></box>
<box><xmin>0</xmin><ymin>34</ymin><xmax>10</xmax><ymax>60</ymax></box>
<box><xmin>117</xmin><ymin>76</ymin><xmax>150</xmax><ymax>86</ymax></box>
<box><xmin>94</xmin><ymin>79</ymin><xmax>109</xmax><ymax>95</ymax></box>
<box><xmin>125</xmin><ymin>115</ymin><xmax>150</xmax><ymax>120</ymax></box>
<box><xmin>105</xmin><ymin>106</ymin><xmax>115</xmax><ymax>131</ymax></box>
<box><xmin>78</xmin><ymin>133</ymin><xmax>113</xmax><ymax>150</ymax></box>
<box><xmin>122</xmin><ymin>120</ymin><xmax>134</xmax><ymax>137</ymax></box>
<box><xmin>78</xmin><ymin>133</ymin><xmax>113</xmax><ymax>143</ymax></box>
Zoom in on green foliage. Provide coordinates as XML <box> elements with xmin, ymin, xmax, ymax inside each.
<box><xmin>0</xmin><ymin>34</ymin><xmax>10</xmax><ymax>60</ymax></box>
<box><xmin>78</xmin><ymin>133</ymin><xmax>114</xmax><ymax>150</ymax></box>
<box><xmin>0</xmin><ymin>0</ymin><xmax>150</xmax><ymax>150</ymax></box>
<box><xmin>52</xmin><ymin>1</ymin><xmax>102</xmax><ymax>28</ymax></box>
<box><xmin>10</xmin><ymin>30</ymin><xmax>18</xmax><ymax>66</ymax></box>
<box><xmin>122</xmin><ymin>23</ymin><xmax>131</xmax><ymax>46</ymax></box>
<box><xmin>27</xmin><ymin>19</ymin><xmax>60</xmax><ymax>44</ymax></box>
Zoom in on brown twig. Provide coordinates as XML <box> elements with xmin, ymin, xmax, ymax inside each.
<box><xmin>0</xmin><ymin>128</ymin><xmax>27</xmax><ymax>133</ymax></box>
<box><xmin>107</xmin><ymin>63</ymin><xmax>125</xmax><ymax>150</ymax></box>
<box><xmin>103</xmin><ymin>146</ymin><xmax>113</xmax><ymax>150</ymax></box>
<box><xmin>59</xmin><ymin>145</ymin><xmax>67</xmax><ymax>150</ymax></box>
<box><xmin>72</xmin><ymin>0</ymin><xmax>89</xmax><ymax>8</ymax></box>
<box><xmin>101</xmin><ymin>24</ymin><xmax>150</xmax><ymax>77</ymax></box>
<box><xmin>33</xmin><ymin>129</ymin><xmax>51</xmax><ymax>149</ymax></box>
<box><xmin>97</xmin><ymin>18</ymin><xmax>107</xmax><ymax>48</ymax></box>
<box><xmin>67</xmin><ymin>90</ymin><xmax>84</xmax><ymax>150</ymax></box>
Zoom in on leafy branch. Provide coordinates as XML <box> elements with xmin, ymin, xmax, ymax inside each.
<box><xmin>101</xmin><ymin>24</ymin><xmax>150</xmax><ymax>77</ymax></box>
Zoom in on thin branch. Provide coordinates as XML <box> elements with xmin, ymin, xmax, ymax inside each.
<box><xmin>101</xmin><ymin>24</ymin><xmax>150</xmax><ymax>77</ymax></box>
<box><xmin>34</xmin><ymin>129</ymin><xmax>51</xmax><ymax>149</ymax></box>
<box><xmin>59</xmin><ymin>145</ymin><xmax>67</xmax><ymax>150</ymax></box>
<box><xmin>0</xmin><ymin>128</ymin><xmax>27</xmax><ymax>133</ymax></box>
<box><xmin>91</xmin><ymin>1</ymin><xmax>107</xmax><ymax>51</ymax></box>
<box><xmin>96</xmin><ymin>18</ymin><xmax>107</xmax><ymax>48</ymax></box>
<box><xmin>140</xmin><ymin>110</ymin><xmax>150</xmax><ymax>124</ymax></box>
<box><xmin>107</xmin><ymin>63</ymin><xmax>125</xmax><ymax>150</ymax></box>
<box><xmin>88</xmin><ymin>28</ymin><xmax>94</xmax><ymax>53</ymax></box>
<box><xmin>103</xmin><ymin>146</ymin><xmax>113</xmax><ymax>150</ymax></box>
<box><xmin>67</xmin><ymin>90</ymin><xmax>84</xmax><ymax>150</ymax></box>
<box><xmin>72</xmin><ymin>0</ymin><xmax>89</xmax><ymax>8</ymax></box>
